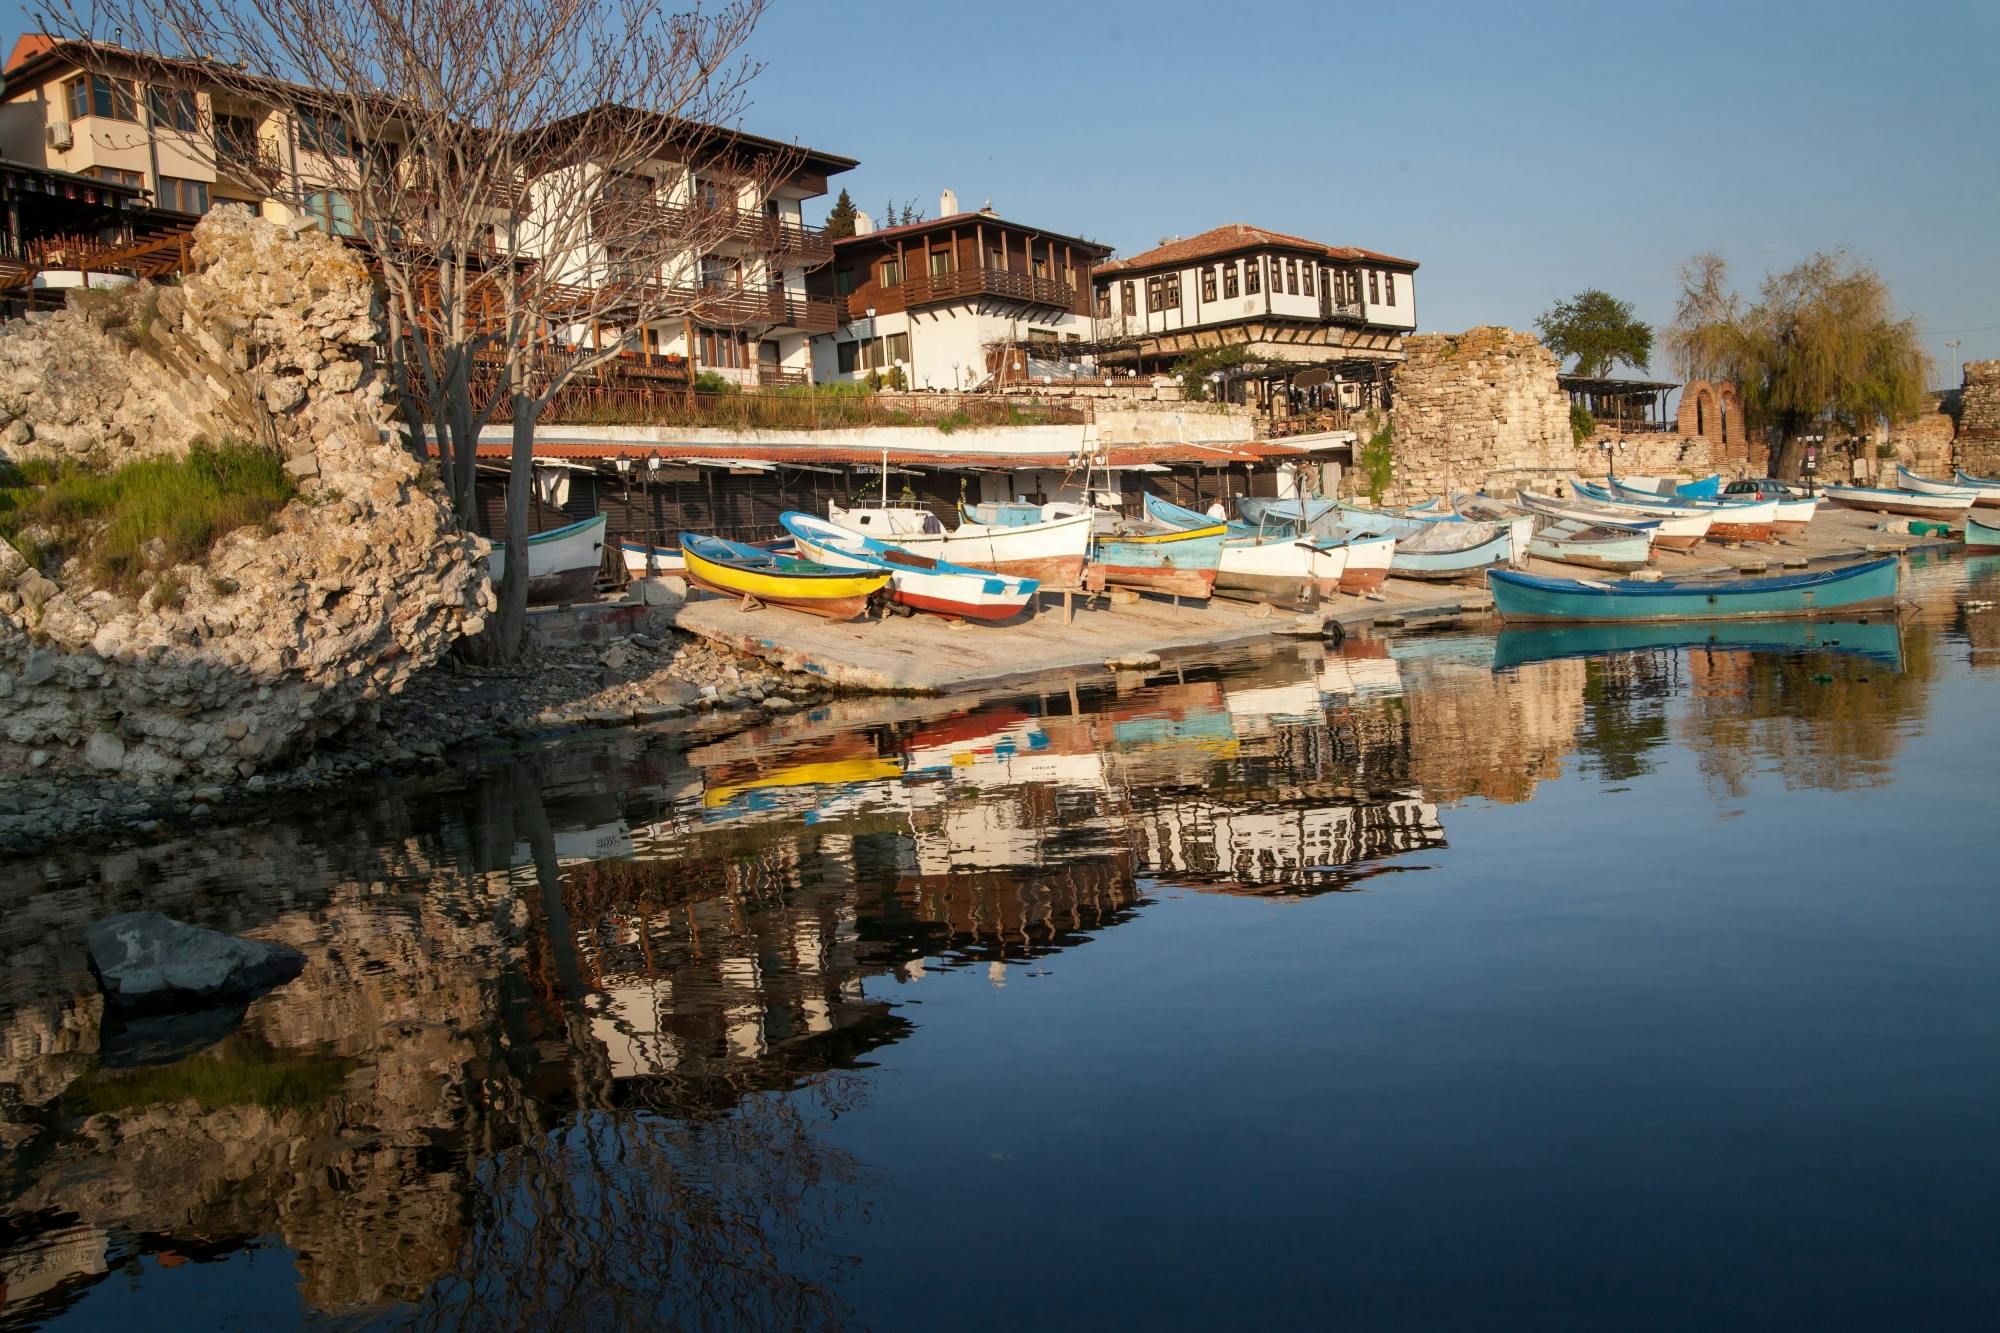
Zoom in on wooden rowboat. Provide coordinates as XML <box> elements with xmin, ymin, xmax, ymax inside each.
<box><xmin>1588</xmin><ymin>479</ymin><xmax>1777</xmax><ymax>542</ymax></box>
<box><xmin>1455</xmin><ymin>496</ymin><xmax>1652</xmax><ymax>572</ymax></box>
<box><xmin>1820</xmin><ymin>484</ymin><xmax>1975</xmax><ymax>518</ymax></box>
<box><xmin>1952</xmin><ymin>470</ymin><xmax>2000</xmax><ymax>508</ymax></box>
<box><xmin>1143</xmin><ymin>493</ymin><xmax>1348</xmax><ymax>605</ymax></box>
<box><xmin>1225</xmin><ymin>497</ymin><xmax>1396</xmax><ymax>592</ymax></box>
<box><xmin>1329</xmin><ymin>501</ymin><xmax>1516</xmax><ymax>580</ymax></box>
<box><xmin>1896</xmin><ymin>466</ymin><xmax>1984</xmax><ymax>501</ymax></box>
<box><xmin>1487</xmin><ymin>557</ymin><xmax>1901</xmax><ymax>624</ymax></box>
<box><xmin>827</xmin><ymin>504</ymin><xmax>1091</xmax><ymax>586</ymax></box>
<box><xmin>780</xmin><ymin>511</ymin><xmax>1038</xmax><ymax>621</ymax></box>
<box><xmin>679</xmin><ymin>533</ymin><xmax>889</xmax><ymax>620</ymax></box>
<box><xmin>485</xmin><ymin>513</ymin><xmax>605</xmax><ymax>605</ymax></box>
<box><xmin>1091</xmin><ymin>518</ymin><xmax>1226</xmax><ymax>599</ymax></box>
<box><xmin>1517</xmin><ymin>488</ymin><xmax>1706</xmax><ymax>550</ymax></box>
<box><xmin>1966</xmin><ymin>512</ymin><xmax>2000</xmax><ymax>553</ymax></box>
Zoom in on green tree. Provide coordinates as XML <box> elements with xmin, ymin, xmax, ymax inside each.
<box><xmin>1666</xmin><ymin>251</ymin><xmax>1928</xmax><ymax>479</ymax></box>
<box><xmin>1534</xmin><ymin>288</ymin><xmax>1653</xmax><ymax>377</ymax></box>
<box><xmin>823</xmin><ymin>188</ymin><xmax>857</xmax><ymax>239</ymax></box>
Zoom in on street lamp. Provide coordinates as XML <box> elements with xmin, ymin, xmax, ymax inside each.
<box><xmin>1945</xmin><ymin>339</ymin><xmax>1962</xmax><ymax>385</ymax></box>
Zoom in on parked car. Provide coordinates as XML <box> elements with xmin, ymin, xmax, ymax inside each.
<box><xmin>1723</xmin><ymin>478</ymin><xmax>1799</xmax><ymax>501</ymax></box>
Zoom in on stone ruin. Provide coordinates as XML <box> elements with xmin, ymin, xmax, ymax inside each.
<box><xmin>0</xmin><ymin>207</ymin><xmax>490</xmax><ymax>785</ymax></box>
<box><xmin>1376</xmin><ymin>326</ymin><xmax>1578</xmax><ymax>504</ymax></box>
<box><xmin>1958</xmin><ymin>360</ymin><xmax>2000</xmax><ymax>476</ymax></box>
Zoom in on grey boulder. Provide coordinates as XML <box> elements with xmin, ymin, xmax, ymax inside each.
<box><xmin>86</xmin><ymin>911</ymin><xmax>305</xmax><ymax>1012</ymax></box>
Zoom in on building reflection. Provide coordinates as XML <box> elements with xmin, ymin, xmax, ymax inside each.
<box><xmin>2</xmin><ymin>562</ymin><xmax>1982</xmax><ymax>1323</ymax></box>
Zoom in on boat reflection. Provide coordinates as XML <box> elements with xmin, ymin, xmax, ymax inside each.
<box><xmin>1493</xmin><ymin>619</ymin><xmax>1905</xmax><ymax>672</ymax></box>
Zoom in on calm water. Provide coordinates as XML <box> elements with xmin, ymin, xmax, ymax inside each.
<box><xmin>3</xmin><ymin>555</ymin><xmax>1997</xmax><ymax>1331</ymax></box>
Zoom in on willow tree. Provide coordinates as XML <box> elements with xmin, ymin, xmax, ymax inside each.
<box><xmin>1666</xmin><ymin>251</ymin><xmax>1927</xmax><ymax>478</ymax></box>
<box><xmin>51</xmin><ymin>0</ymin><xmax>791</xmax><ymax>663</ymax></box>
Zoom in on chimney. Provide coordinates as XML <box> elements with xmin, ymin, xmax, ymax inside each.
<box><xmin>854</xmin><ymin>210</ymin><xmax>875</xmax><ymax>236</ymax></box>
<box><xmin>940</xmin><ymin>188</ymin><xmax>958</xmax><ymax>217</ymax></box>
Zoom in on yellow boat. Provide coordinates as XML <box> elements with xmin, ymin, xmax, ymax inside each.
<box><xmin>680</xmin><ymin>533</ymin><xmax>888</xmax><ymax>621</ymax></box>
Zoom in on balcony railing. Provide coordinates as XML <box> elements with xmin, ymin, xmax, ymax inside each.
<box><xmin>851</xmin><ymin>266</ymin><xmax>1085</xmax><ymax>319</ymax></box>
<box><xmin>1318</xmin><ymin>298</ymin><xmax>1365</xmax><ymax>324</ymax></box>
<box><xmin>588</xmin><ymin>196</ymin><xmax>833</xmax><ymax>265</ymax></box>
<box><xmin>216</xmin><ymin>136</ymin><xmax>284</xmax><ymax>188</ymax></box>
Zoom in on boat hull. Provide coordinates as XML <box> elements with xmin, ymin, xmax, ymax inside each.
<box><xmin>829</xmin><ymin>505</ymin><xmax>1092</xmax><ymax>588</ymax></box>
<box><xmin>486</xmin><ymin>514</ymin><xmax>607</xmax><ymax>606</ymax></box>
<box><xmin>1091</xmin><ymin>560</ymin><xmax>1217</xmax><ymax>599</ymax></box>
<box><xmin>1092</xmin><ymin>525</ymin><xmax>1226</xmax><ymax>599</ymax></box>
<box><xmin>618</xmin><ymin>540</ymin><xmax>686</xmax><ymax>576</ymax></box>
<box><xmin>1528</xmin><ymin>533</ymin><xmax>1653</xmax><ymax>572</ymax></box>
<box><xmin>681</xmin><ymin>543</ymin><xmax>887</xmax><ymax>621</ymax></box>
<box><xmin>1487</xmin><ymin>557</ymin><xmax>1901</xmax><ymax>624</ymax></box>
<box><xmin>1967</xmin><ymin>513</ymin><xmax>2000</xmax><ymax>553</ymax></box>
<box><xmin>1389</xmin><ymin>530</ymin><xmax>1516</xmax><ymax>580</ymax></box>
<box><xmin>784</xmin><ymin>516</ymin><xmax>1038</xmax><ymax>622</ymax></box>
<box><xmin>1822</xmin><ymin>486</ymin><xmax>1974</xmax><ymax>518</ymax></box>
<box><xmin>1952</xmin><ymin>472</ymin><xmax>2000</xmax><ymax>508</ymax></box>
<box><xmin>1211</xmin><ymin>535</ymin><xmax>1347</xmax><ymax>605</ymax></box>
<box><xmin>1493</xmin><ymin>619</ymin><xmax>1904</xmax><ymax>671</ymax></box>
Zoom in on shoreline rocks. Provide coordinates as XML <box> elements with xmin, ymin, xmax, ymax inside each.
<box><xmin>87</xmin><ymin>910</ymin><xmax>306</xmax><ymax>1013</ymax></box>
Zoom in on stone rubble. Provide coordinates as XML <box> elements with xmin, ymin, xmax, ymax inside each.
<box><xmin>0</xmin><ymin>207</ymin><xmax>489</xmax><ymax>792</ymax></box>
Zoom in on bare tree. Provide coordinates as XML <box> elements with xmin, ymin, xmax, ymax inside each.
<box><xmin>47</xmin><ymin>0</ymin><xmax>799</xmax><ymax>662</ymax></box>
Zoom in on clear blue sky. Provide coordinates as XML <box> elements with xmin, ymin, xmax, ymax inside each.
<box><xmin>7</xmin><ymin>0</ymin><xmax>1995</xmax><ymax>380</ymax></box>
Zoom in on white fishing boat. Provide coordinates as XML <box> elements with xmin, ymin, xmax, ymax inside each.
<box><xmin>1142</xmin><ymin>494</ymin><xmax>1348</xmax><ymax>604</ymax></box>
<box><xmin>1516</xmin><ymin>488</ymin><xmax>1711</xmax><ymax>550</ymax></box>
<box><xmin>1821</xmin><ymin>483</ymin><xmax>1975</xmax><ymax>518</ymax></box>
<box><xmin>486</xmin><ymin>513</ymin><xmax>606</xmax><ymax>604</ymax></box>
<box><xmin>780</xmin><ymin>512</ymin><xmax>1039</xmax><ymax>621</ymax></box>
<box><xmin>1951</xmin><ymin>469</ymin><xmax>2000</xmax><ymax>508</ymax></box>
<box><xmin>827</xmin><ymin>503</ymin><xmax>1091</xmax><ymax>586</ymax></box>
<box><xmin>1585</xmin><ymin>480</ymin><xmax>1778</xmax><ymax>541</ymax></box>
<box><xmin>1897</xmin><ymin>466</ymin><xmax>1986</xmax><ymax>502</ymax></box>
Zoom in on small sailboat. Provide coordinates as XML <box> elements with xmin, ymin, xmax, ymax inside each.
<box><xmin>1487</xmin><ymin>557</ymin><xmax>1901</xmax><ymax>624</ymax></box>
<box><xmin>779</xmin><ymin>512</ymin><xmax>1039</xmax><ymax>621</ymax></box>
<box><xmin>1820</xmin><ymin>483</ymin><xmax>1975</xmax><ymax>518</ymax></box>
<box><xmin>679</xmin><ymin>532</ymin><xmax>889</xmax><ymax>620</ymax></box>
<box><xmin>485</xmin><ymin>513</ymin><xmax>606</xmax><ymax>605</ymax></box>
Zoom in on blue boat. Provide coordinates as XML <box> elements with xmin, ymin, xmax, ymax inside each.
<box><xmin>1486</xmin><ymin>557</ymin><xmax>1901</xmax><ymax>624</ymax></box>
<box><xmin>1144</xmin><ymin>492</ymin><xmax>1257</xmax><ymax>537</ymax></box>
<box><xmin>1325</xmin><ymin>501</ymin><xmax>1517</xmax><ymax>580</ymax></box>
<box><xmin>1492</xmin><ymin>619</ymin><xmax>1904</xmax><ymax>672</ymax></box>
<box><xmin>1092</xmin><ymin>519</ymin><xmax>1228</xmax><ymax>599</ymax></box>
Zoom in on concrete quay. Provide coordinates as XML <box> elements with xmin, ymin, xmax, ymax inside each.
<box><xmin>658</xmin><ymin>504</ymin><xmax>1962</xmax><ymax>695</ymax></box>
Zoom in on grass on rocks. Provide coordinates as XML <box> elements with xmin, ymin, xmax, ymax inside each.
<box><xmin>0</xmin><ymin>439</ymin><xmax>295</xmax><ymax>596</ymax></box>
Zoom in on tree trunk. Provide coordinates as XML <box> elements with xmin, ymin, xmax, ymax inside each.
<box><xmin>445</xmin><ymin>351</ymin><xmax>480</xmax><ymax>528</ymax></box>
<box><xmin>461</xmin><ymin>381</ymin><xmax>533</xmax><ymax>665</ymax></box>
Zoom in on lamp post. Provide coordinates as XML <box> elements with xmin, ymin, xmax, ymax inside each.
<box><xmin>1945</xmin><ymin>338</ymin><xmax>1962</xmax><ymax>384</ymax></box>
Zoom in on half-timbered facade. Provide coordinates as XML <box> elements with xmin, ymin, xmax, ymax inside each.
<box><xmin>807</xmin><ymin>202</ymin><xmax>1111</xmax><ymax>390</ymax></box>
<box><xmin>1091</xmin><ymin>224</ymin><xmax>1419</xmax><ymax>383</ymax></box>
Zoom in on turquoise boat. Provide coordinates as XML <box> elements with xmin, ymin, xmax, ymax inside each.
<box><xmin>1487</xmin><ymin>557</ymin><xmax>1900</xmax><ymax>624</ymax></box>
<box><xmin>1492</xmin><ymin>619</ymin><xmax>1904</xmax><ymax>672</ymax></box>
<box><xmin>1091</xmin><ymin>520</ymin><xmax>1228</xmax><ymax>599</ymax></box>
<box><xmin>1968</xmin><ymin>512</ymin><xmax>2000</xmax><ymax>553</ymax></box>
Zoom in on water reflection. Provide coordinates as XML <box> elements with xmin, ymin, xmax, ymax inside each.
<box><xmin>0</xmin><ymin>557</ymin><xmax>1983</xmax><ymax>1327</ymax></box>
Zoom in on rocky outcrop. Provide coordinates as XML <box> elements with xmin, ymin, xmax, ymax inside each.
<box><xmin>87</xmin><ymin>910</ymin><xmax>305</xmax><ymax>1011</ymax></box>
<box><xmin>0</xmin><ymin>207</ymin><xmax>490</xmax><ymax>786</ymax></box>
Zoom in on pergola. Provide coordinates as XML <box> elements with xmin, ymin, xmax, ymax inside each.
<box><xmin>1558</xmin><ymin>374</ymin><xmax>1679</xmax><ymax>432</ymax></box>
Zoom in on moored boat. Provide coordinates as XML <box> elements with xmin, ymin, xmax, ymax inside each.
<box><xmin>1967</xmin><ymin>511</ymin><xmax>2000</xmax><ymax>553</ymax></box>
<box><xmin>780</xmin><ymin>512</ymin><xmax>1039</xmax><ymax>621</ymax></box>
<box><xmin>1455</xmin><ymin>495</ymin><xmax>1652</xmax><ymax>572</ymax></box>
<box><xmin>1091</xmin><ymin>518</ymin><xmax>1227</xmax><ymax>599</ymax></box>
<box><xmin>1896</xmin><ymin>466</ymin><xmax>1983</xmax><ymax>501</ymax></box>
<box><xmin>1819</xmin><ymin>484</ymin><xmax>1975</xmax><ymax>519</ymax></box>
<box><xmin>1486</xmin><ymin>556</ymin><xmax>1901</xmax><ymax>624</ymax></box>
<box><xmin>486</xmin><ymin>513</ymin><xmax>606</xmax><ymax>605</ymax></box>
<box><xmin>1587</xmin><ymin>479</ymin><xmax>1777</xmax><ymax>542</ymax></box>
<box><xmin>1517</xmin><ymin>487</ymin><xmax>1708</xmax><ymax>550</ymax></box>
<box><xmin>1143</xmin><ymin>493</ymin><xmax>1346</xmax><ymax>604</ymax></box>
<box><xmin>1952</xmin><ymin>470</ymin><xmax>2000</xmax><ymax>508</ymax></box>
<box><xmin>679</xmin><ymin>532</ymin><xmax>889</xmax><ymax>620</ymax></box>
<box><xmin>828</xmin><ymin>503</ymin><xmax>1091</xmax><ymax>586</ymax></box>
<box><xmin>1230</xmin><ymin>497</ymin><xmax>1395</xmax><ymax>592</ymax></box>
<box><xmin>1329</xmin><ymin>502</ymin><xmax>1515</xmax><ymax>580</ymax></box>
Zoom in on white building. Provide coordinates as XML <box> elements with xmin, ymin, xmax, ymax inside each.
<box><xmin>807</xmin><ymin>192</ymin><xmax>1112</xmax><ymax>391</ymax></box>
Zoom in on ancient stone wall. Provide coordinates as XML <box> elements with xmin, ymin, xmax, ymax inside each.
<box><xmin>1378</xmin><ymin>326</ymin><xmax>1575</xmax><ymax>503</ymax></box>
<box><xmin>1959</xmin><ymin>360</ymin><xmax>2000</xmax><ymax>475</ymax></box>
<box><xmin>0</xmin><ymin>207</ymin><xmax>489</xmax><ymax>786</ymax></box>
<box><xmin>1577</xmin><ymin>427</ymin><xmax>1717</xmax><ymax>482</ymax></box>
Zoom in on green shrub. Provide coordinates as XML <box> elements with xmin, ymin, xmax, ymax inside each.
<box><xmin>933</xmin><ymin>410</ymin><xmax>973</xmax><ymax>435</ymax></box>
<box><xmin>0</xmin><ymin>439</ymin><xmax>295</xmax><ymax>595</ymax></box>
<box><xmin>692</xmin><ymin>370</ymin><xmax>738</xmax><ymax>395</ymax></box>
<box><xmin>1358</xmin><ymin>421</ymin><xmax>1394</xmax><ymax>503</ymax></box>
<box><xmin>1570</xmin><ymin>403</ymin><xmax>1596</xmax><ymax>445</ymax></box>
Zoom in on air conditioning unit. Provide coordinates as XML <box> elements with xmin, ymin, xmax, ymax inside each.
<box><xmin>47</xmin><ymin>119</ymin><xmax>74</xmax><ymax>150</ymax></box>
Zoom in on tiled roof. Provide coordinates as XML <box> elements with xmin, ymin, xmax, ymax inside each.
<box><xmin>1096</xmin><ymin>224</ymin><xmax>1417</xmax><ymax>276</ymax></box>
<box><xmin>835</xmin><ymin>211</ymin><xmax>1112</xmax><ymax>257</ymax></box>
<box><xmin>477</xmin><ymin>439</ymin><xmax>1315</xmax><ymax>469</ymax></box>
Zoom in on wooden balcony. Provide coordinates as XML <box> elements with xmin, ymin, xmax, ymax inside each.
<box><xmin>215</xmin><ymin>136</ymin><xmax>284</xmax><ymax>189</ymax></box>
<box><xmin>850</xmin><ymin>266</ymin><xmax>1088</xmax><ymax>319</ymax></box>
<box><xmin>589</xmin><ymin>196</ymin><xmax>832</xmax><ymax>265</ymax></box>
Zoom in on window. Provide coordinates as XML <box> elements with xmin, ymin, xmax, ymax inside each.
<box><xmin>880</xmin><ymin>258</ymin><xmax>903</xmax><ymax>288</ymax></box>
<box><xmin>1384</xmin><ymin>271</ymin><xmax>1396</xmax><ymax>306</ymax></box>
<box><xmin>157</xmin><ymin>175</ymin><xmax>209</xmax><ymax>213</ymax></box>
<box><xmin>1223</xmin><ymin>262</ymin><xmax>1239</xmax><ymax>299</ymax></box>
<box><xmin>1368</xmin><ymin>270</ymin><xmax>1380</xmax><ymax>304</ymax></box>
<box><xmin>1201</xmin><ymin>266</ymin><xmax>1217</xmax><ymax>302</ymax></box>
<box><xmin>302</xmin><ymin>190</ymin><xmax>357</xmax><ymax>237</ymax></box>
<box><xmin>836</xmin><ymin>269</ymin><xmax>858</xmax><ymax>296</ymax></box>
<box><xmin>1245</xmin><ymin>258</ymin><xmax>1261</xmax><ymax>295</ymax></box>
<box><xmin>297</xmin><ymin>109</ymin><xmax>351</xmax><ymax>157</ymax></box>
<box><xmin>885</xmin><ymin>331</ymin><xmax>910</xmax><ymax>363</ymax></box>
<box><xmin>1145</xmin><ymin>276</ymin><xmax>1162</xmax><ymax>312</ymax></box>
<box><xmin>89</xmin><ymin>166</ymin><xmax>144</xmax><ymax>189</ymax></box>
<box><xmin>1162</xmin><ymin>275</ymin><xmax>1180</xmax><ymax>310</ymax></box>
<box><xmin>1269</xmin><ymin>256</ymin><xmax>1282</xmax><ymax>293</ymax></box>
<box><xmin>1301</xmin><ymin>263</ymin><xmax>1314</xmax><ymax>297</ymax></box>
<box><xmin>929</xmin><ymin>249</ymin><xmax>952</xmax><ymax>277</ymax></box>
<box><xmin>1285</xmin><ymin>258</ymin><xmax>1299</xmax><ymax>294</ymax></box>
<box><xmin>700</xmin><ymin>327</ymin><xmax>747</xmax><ymax>368</ymax></box>
<box><xmin>1120</xmin><ymin>280</ymin><xmax>1135</xmax><ymax>313</ymax></box>
<box><xmin>1032</xmin><ymin>254</ymin><xmax>1049</xmax><ymax>279</ymax></box>
<box><xmin>146</xmin><ymin>86</ymin><xmax>199</xmax><ymax>133</ymax></box>
<box><xmin>66</xmin><ymin>74</ymin><xmax>137</xmax><ymax>122</ymax></box>
<box><xmin>1096</xmin><ymin>288</ymin><xmax>1111</xmax><ymax>318</ymax></box>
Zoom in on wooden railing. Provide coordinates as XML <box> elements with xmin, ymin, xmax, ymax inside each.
<box><xmin>589</xmin><ymin>197</ymin><xmax>833</xmax><ymax>264</ymax></box>
<box><xmin>851</xmin><ymin>266</ymin><xmax>1086</xmax><ymax>319</ymax></box>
